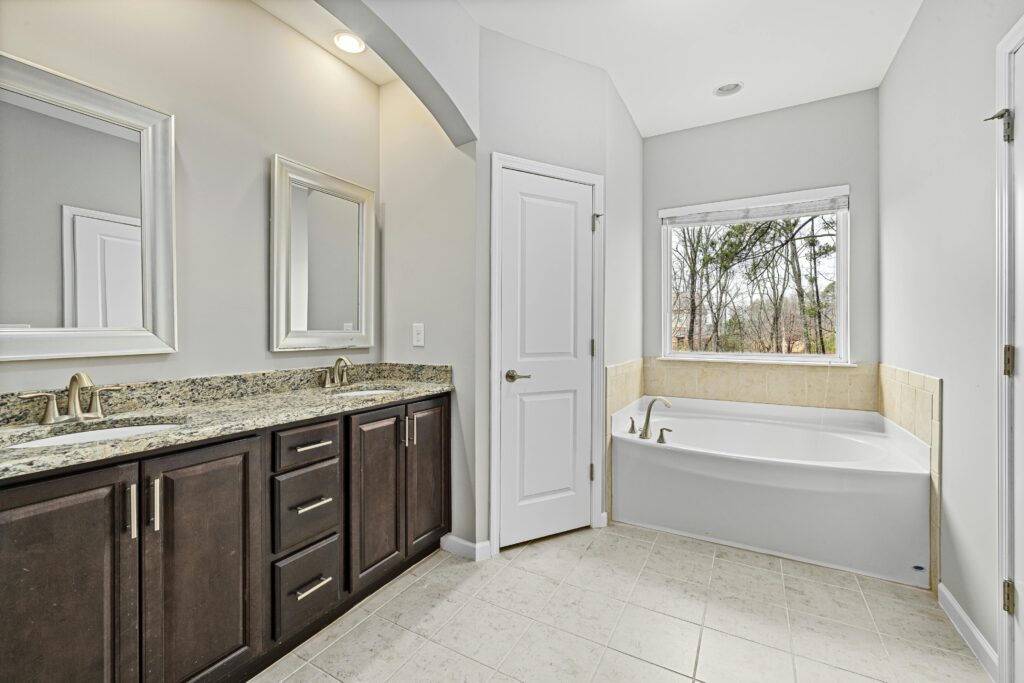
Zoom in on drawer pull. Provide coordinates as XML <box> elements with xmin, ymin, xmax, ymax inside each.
<box><xmin>294</xmin><ymin>496</ymin><xmax>334</xmax><ymax>515</ymax></box>
<box><xmin>295</xmin><ymin>440</ymin><xmax>333</xmax><ymax>453</ymax></box>
<box><xmin>295</xmin><ymin>575</ymin><xmax>332</xmax><ymax>601</ymax></box>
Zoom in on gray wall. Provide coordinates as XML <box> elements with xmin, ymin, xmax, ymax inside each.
<box><xmin>642</xmin><ymin>90</ymin><xmax>881</xmax><ymax>364</ymax></box>
<box><xmin>0</xmin><ymin>100</ymin><xmax>141</xmax><ymax>328</ymax></box>
<box><xmin>0</xmin><ymin>0</ymin><xmax>382</xmax><ymax>393</ymax></box>
<box><xmin>879</xmin><ymin>0</ymin><xmax>1024</xmax><ymax>646</ymax></box>
<box><xmin>379</xmin><ymin>79</ymin><xmax>477</xmax><ymax>541</ymax></box>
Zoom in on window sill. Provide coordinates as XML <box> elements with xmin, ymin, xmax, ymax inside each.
<box><xmin>657</xmin><ymin>355</ymin><xmax>857</xmax><ymax>368</ymax></box>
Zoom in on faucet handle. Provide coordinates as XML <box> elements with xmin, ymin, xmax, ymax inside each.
<box><xmin>627</xmin><ymin>417</ymin><xmax>637</xmax><ymax>434</ymax></box>
<box><xmin>18</xmin><ymin>392</ymin><xmax>62</xmax><ymax>425</ymax></box>
<box><xmin>657</xmin><ymin>427</ymin><xmax>673</xmax><ymax>444</ymax></box>
<box><xmin>86</xmin><ymin>385</ymin><xmax>126</xmax><ymax>418</ymax></box>
<box><xmin>321</xmin><ymin>368</ymin><xmax>339</xmax><ymax>388</ymax></box>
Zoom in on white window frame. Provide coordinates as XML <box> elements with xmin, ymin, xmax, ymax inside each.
<box><xmin>659</xmin><ymin>185</ymin><xmax>851</xmax><ymax>366</ymax></box>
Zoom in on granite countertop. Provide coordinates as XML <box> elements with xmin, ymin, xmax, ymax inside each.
<box><xmin>0</xmin><ymin>379</ymin><xmax>452</xmax><ymax>484</ymax></box>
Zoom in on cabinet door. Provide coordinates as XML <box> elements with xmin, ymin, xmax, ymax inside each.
<box><xmin>407</xmin><ymin>397</ymin><xmax>450</xmax><ymax>557</ymax></box>
<box><xmin>349</xmin><ymin>405</ymin><xmax>407</xmax><ymax>593</ymax></box>
<box><xmin>0</xmin><ymin>464</ymin><xmax>139</xmax><ymax>683</ymax></box>
<box><xmin>141</xmin><ymin>437</ymin><xmax>264</xmax><ymax>682</ymax></box>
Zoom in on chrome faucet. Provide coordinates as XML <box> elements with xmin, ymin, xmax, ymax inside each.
<box><xmin>638</xmin><ymin>396</ymin><xmax>671</xmax><ymax>439</ymax></box>
<box><xmin>322</xmin><ymin>356</ymin><xmax>354</xmax><ymax>388</ymax></box>
<box><xmin>18</xmin><ymin>372</ymin><xmax>125</xmax><ymax>425</ymax></box>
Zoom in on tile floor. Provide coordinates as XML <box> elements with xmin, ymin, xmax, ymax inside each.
<box><xmin>249</xmin><ymin>523</ymin><xmax>988</xmax><ymax>683</ymax></box>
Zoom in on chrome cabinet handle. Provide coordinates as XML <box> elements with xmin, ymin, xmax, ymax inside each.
<box><xmin>505</xmin><ymin>370</ymin><xmax>532</xmax><ymax>383</ymax></box>
<box><xmin>296</xmin><ymin>440</ymin><xmax>333</xmax><ymax>453</ymax></box>
<box><xmin>413</xmin><ymin>416</ymin><xmax>418</xmax><ymax>446</ymax></box>
<box><xmin>295</xmin><ymin>575</ymin><xmax>332</xmax><ymax>601</ymax></box>
<box><xmin>295</xmin><ymin>496</ymin><xmax>333</xmax><ymax>514</ymax></box>
<box><xmin>404</xmin><ymin>416</ymin><xmax>409</xmax><ymax>447</ymax></box>
<box><xmin>153</xmin><ymin>477</ymin><xmax>161</xmax><ymax>532</ymax></box>
<box><xmin>127</xmin><ymin>484</ymin><xmax>138</xmax><ymax>539</ymax></box>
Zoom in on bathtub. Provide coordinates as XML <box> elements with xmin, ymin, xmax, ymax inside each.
<box><xmin>612</xmin><ymin>396</ymin><xmax>930</xmax><ymax>586</ymax></box>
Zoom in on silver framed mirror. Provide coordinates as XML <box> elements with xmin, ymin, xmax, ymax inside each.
<box><xmin>0</xmin><ymin>53</ymin><xmax>176</xmax><ymax>361</ymax></box>
<box><xmin>271</xmin><ymin>155</ymin><xmax>375</xmax><ymax>351</ymax></box>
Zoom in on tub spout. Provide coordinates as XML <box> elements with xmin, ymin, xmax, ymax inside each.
<box><xmin>639</xmin><ymin>397</ymin><xmax>671</xmax><ymax>439</ymax></box>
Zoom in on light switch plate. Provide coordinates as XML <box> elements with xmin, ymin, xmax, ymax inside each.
<box><xmin>412</xmin><ymin>323</ymin><xmax>425</xmax><ymax>347</ymax></box>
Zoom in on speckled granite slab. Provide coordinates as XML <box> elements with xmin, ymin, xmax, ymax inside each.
<box><xmin>0</xmin><ymin>364</ymin><xmax>452</xmax><ymax>484</ymax></box>
<box><xmin>0</xmin><ymin>362</ymin><xmax>452</xmax><ymax>427</ymax></box>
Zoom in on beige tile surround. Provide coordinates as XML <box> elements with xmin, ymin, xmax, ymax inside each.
<box><xmin>251</xmin><ymin>524</ymin><xmax>985</xmax><ymax>682</ymax></box>
<box><xmin>643</xmin><ymin>357</ymin><xmax>879</xmax><ymax>411</ymax></box>
<box><xmin>878</xmin><ymin>364</ymin><xmax>943</xmax><ymax>592</ymax></box>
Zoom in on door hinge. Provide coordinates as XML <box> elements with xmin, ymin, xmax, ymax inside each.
<box><xmin>590</xmin><ymin>339</ymin><xmax>596</xmax><ymax>357</ymax></box>
<box><xmin>1005</xmin><ymin>345</ymin><xmax>1016</xmax><ymax>376</ymax></box>
<box><xmin>986</xmin><ymin>108</ymin><xmax>1015</xmax><ymax>142</ymax></box>
<box><xmin>1005</xmin><ymin>579</ymin><xmax>1016</xmax><ymax>614</ymax></box>
<box><xmin>590</xmin><ymin>463</ymin><xmax>595</xmax><ymax>481</ymax></box>
<box><xmin>592</xmin><ymin>213</ymin><xmax>602</xmax><ymax>232</ymax></box>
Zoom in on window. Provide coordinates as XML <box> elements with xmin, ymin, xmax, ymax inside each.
<box><xmin>660</xmin><ymin>186</ymin><xmax>849</xmax><ymax>364</ymax></box>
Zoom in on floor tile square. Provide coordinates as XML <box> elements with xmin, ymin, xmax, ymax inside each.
<box><xmin>423</xmin><ymin>555</ymin><xmax>508</xmax><ymax>596</ymax></box>
<box><xmin>388</xmin><ymin>641</ymin><xmax>493</xmax><ymax>682</ymax></box>
<box><xmin>785</xmin><ymin>576</ymin><xmax>873</xmax><ymax>629</ymax></box>
<box><xmin>882</xmin><ymin>635</ymin><xmax>989</xmax><ymax>683</ymax></box>
<box><xmin>703</xmin><ymin>592</ymin><xmax>790</xmax><ymax>651</ymax></box>
<box><xmin>643</xmin><ymin>544</ymin><xmax>714</xmax><ymax>585</ymax></box>
<box><xmin>294</xmin><ymin>606</ymin><xmax>372</xmax><ymax>660</ymax></box>
<box><xmin>605</xmin><ymin>521</ymin><xmax>658</xmax><ymax>542</ymax></box>
<box><xmin>710</xmin><ymin>559</ymin><xmax>786</xmax><ymax>605</ymax></box>
<box><xmin>608</xmin><ymin>604</ymin><xmax>700</xmax><ymax>675</ymax></box>
<box><xmin>793</xmin><ymin>656</ymin><xmax>886</xmax><ymax>682</ymax></box>
<box><xmin>865</xmin><ymin>591</ymin><xmax>969</xmax><ymax>654</ymax></box>
<box><xmin>310</xmin><ymin>616</ymin><xmax>425</xmax><ymax>683</ymax></box>
<box><xmin>789</xmin><ymin>611</ymin><xmax>891</xmax><ymax>681</ymax></box>
<box><xmin>537</xmin><ymin>582</ymin><xmax>626</xmax><ymax>643</ymax></box>
<box><xmin>431</xmin><ymin>598</ymin><xmax>531</xmax><ymax>667</ymax></box>
<box><xmin>593</xmin><ymin>649</ymin><xmax>691</xmax><ymax>682</ymax></box>
<box><xmin>498</xmin><ymin>621</ymin><xmax>603</xmax><ymax>682</ymax></box>
<box><xmin>376</xmin><ymin>578</ymin><xmax>470</xmax><ymax>637</ymax></box>
<box><xmin>781</xmin><ymin>559</ymin><xmax>859</xmax><ymax>590</ymax></box>
<box><xmin>628</xmin><ymin>568</ymin><xmax>707</xmax><ymax>624</ymax></box>
<box><xmin>714</xmin><ymin>546</ymin><xmax>782</xmax><ymax>572</ymax></box>
<box><xmin>478</xmin><ymin>565</ymin><xmax>560</xmax><ymax>617</ymax></box>
<box><xmin>696</xmin><ymin>628</ymin><xmax>794</xmax><ymax>682</ymax></box>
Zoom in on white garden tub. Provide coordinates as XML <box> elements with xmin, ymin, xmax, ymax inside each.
<box><xmin>612</xmin><ymin>396</ymin><xmax>930</xmax><ymax>586</ymax></box>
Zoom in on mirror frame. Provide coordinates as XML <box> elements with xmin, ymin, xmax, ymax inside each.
<box><xmin>0</xmin><ymin>53</ymin><xmax>177</xmax><ymax>361</ymax></box>
<box><xmin>271</xmin><ymin>154</ymin><xmax>375</xmax><ymax>351</ymax></box>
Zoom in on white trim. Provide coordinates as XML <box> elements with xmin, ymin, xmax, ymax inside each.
<box><xmin>939</xmin><ymin>583</ymin><xmax>999</xmax><ymax>681</ymax></box>
<box><xmin>0</xmin><ymin>52</ymin><xmax>176</xmax><ymax>361</ymax></box>
<box><xmin>660</xmin><ymin>203</ymin><xmax>851</xmax><ymax>365</ymax></box>
<box><xmin>658</xmin><ymin>184</ymin><xmax>850</xmax><ymax>220</ymax></box>
<box><xmin>996</xmin><ymin>15</ymin><xmax>1024</xmax><ymax>683</ymax></box>
<box><xmin>488</xmin><ymin>152</ymin><xmax>606</xmax><ymax>558</ymax></box>
<box><xmin>440</xmin><ymin>533</ymin><xmax>491</xmax><ymax>562</ymax></box>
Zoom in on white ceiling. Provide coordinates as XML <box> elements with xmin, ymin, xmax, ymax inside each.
<box><xmin>457</xmin><ymin>0</ymin><xmax>923</xmax><ymax>137</ymax></box>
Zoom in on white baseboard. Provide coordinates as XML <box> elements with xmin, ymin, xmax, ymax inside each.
<box><xmin>594</xmin><ymin>512</ymin><xmax>608</xmax><ymax>528</ymax></box>
<box><xmin>938</xmin><ymin>583</ymin><xmax>998</xmax><ymax>681</ymax></box>
<box><xmin>440</xmin><ymin>533</ymin><xmax>491</xmax><ymax>561</ymax></box>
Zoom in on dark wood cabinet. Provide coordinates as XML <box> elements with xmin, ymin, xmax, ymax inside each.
<box><xmin>407</xmin><ymin>397</ymin><xmax>450</xmax><ymax>557</ymax></box>
<box><xmin>0</xmin><ymin>463</ymin><xmax>139</xmax><ymax>683</ymax></box>
<box><xmin>0</xmin><ymin>391</ymin><xmax>450</xmax><ymax>683</ymax></box>
<box><xmin>141</xmin><ymin>438</ymin><xmax>264</xmax><ymax>683</ymax></box>
<box><xmin>348</xmin><ymin>404</ymin><xmax>407</xmax><ymax>594</ymax></box>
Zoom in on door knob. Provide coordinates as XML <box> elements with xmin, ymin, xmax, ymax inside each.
<box><xmin>505</xmin><ymin>369</ymin><xmax>533</xmax><ymax>383</ymax></box>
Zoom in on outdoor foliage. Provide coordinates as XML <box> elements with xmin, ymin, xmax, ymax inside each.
<box><xmin>668</xmin><ymin>214</ymin><xmax>837</xmax><ymax>355</ymax></box>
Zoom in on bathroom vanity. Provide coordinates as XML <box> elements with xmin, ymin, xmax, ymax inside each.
<box><xmin>0</xmin><ymin>368</ymin><xmax>452</xmax><ymax>682</ymax></box>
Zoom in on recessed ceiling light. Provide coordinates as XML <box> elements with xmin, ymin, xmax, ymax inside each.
<box><xmin>333</xmin><ymin>32</ymin><xmax>366</xmax><ymax>54</ymax></box>
<box><xmin>714</xmin><ymin>82</ymin><xmax>744</xmax><ymax>97</ymax></box>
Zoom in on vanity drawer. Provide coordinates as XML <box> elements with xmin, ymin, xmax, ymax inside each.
<box><xmin>274</xmin><ymin>420</ymin><xmax>341</xmax><ymax>471</ymax></box>
<box><xmin>273</xmin><ymin>534</ymin><xmax>342</xmax><ymax>640</ymax></box>
<box><xmin>272</xmin><ymin>457</ymin><xmax>341</xmax><ymax>553</ymax></box>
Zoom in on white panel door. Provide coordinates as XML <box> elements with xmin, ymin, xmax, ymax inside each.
<box><xmin>66</xmin><ymin>215</ymin><xmax>143</xmax><ymax>328</ymax></box>
<box><xmin>499</xmin><ymin>168</ymin><xmax>594</xmax><ymax>546</ymax></box>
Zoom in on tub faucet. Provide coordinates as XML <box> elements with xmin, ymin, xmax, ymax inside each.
<box><xmin>639</xmin><ymin>396</ymin><xmax>671</xmax><ymax>439</ymax></box>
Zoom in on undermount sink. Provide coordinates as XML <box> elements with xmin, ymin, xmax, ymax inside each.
<box><xmin>11</xmin><ymin>424</ymin><xmax>178</xmax><ymax>449</ymax></box>
<box><xmin>335</xmin><ymin>389</ymin><xmax>397</xmax><ymax>398</ymax></box>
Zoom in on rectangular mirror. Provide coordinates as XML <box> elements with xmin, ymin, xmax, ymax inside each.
<box><xmin>271</xmin><ymin>155</ymin><xmax>374</xmax><ymax>351</ymax></box>
<box><xmin>0</xmin><ymin>53</ymin><xmax>176</xmax><ymax>361</ymax></box>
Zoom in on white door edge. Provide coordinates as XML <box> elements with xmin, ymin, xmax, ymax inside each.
<box><xmin>997</xmin><ymin>13</ymin><xmax>1024</xmax><ymax>683</ymax></box>
<box><xmin>489</xmin><ymin>152</ymin><xmax>606</xmax><ymax>558</ymax></box>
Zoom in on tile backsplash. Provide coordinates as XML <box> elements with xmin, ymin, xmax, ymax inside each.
<box><xmin>643</xmin><ymin>358</ymin><xmax>878</xmax><ymax>411</ymax></box>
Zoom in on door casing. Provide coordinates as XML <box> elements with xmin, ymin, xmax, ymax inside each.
<box><xmin>488</xmin><ymin>152</ymin><xmax>606</xmax><ymax>557</ymax></box>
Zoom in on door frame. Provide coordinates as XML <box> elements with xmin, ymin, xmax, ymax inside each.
<box><xmin>997</xmin><ymin>14</ymin><xmax>1024</xmax><ymax>683</ymax></box>
<box><xmin>488</xmin><ymin>152</ymin><xmax>606</xmax><ymax>557</ymax></box>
